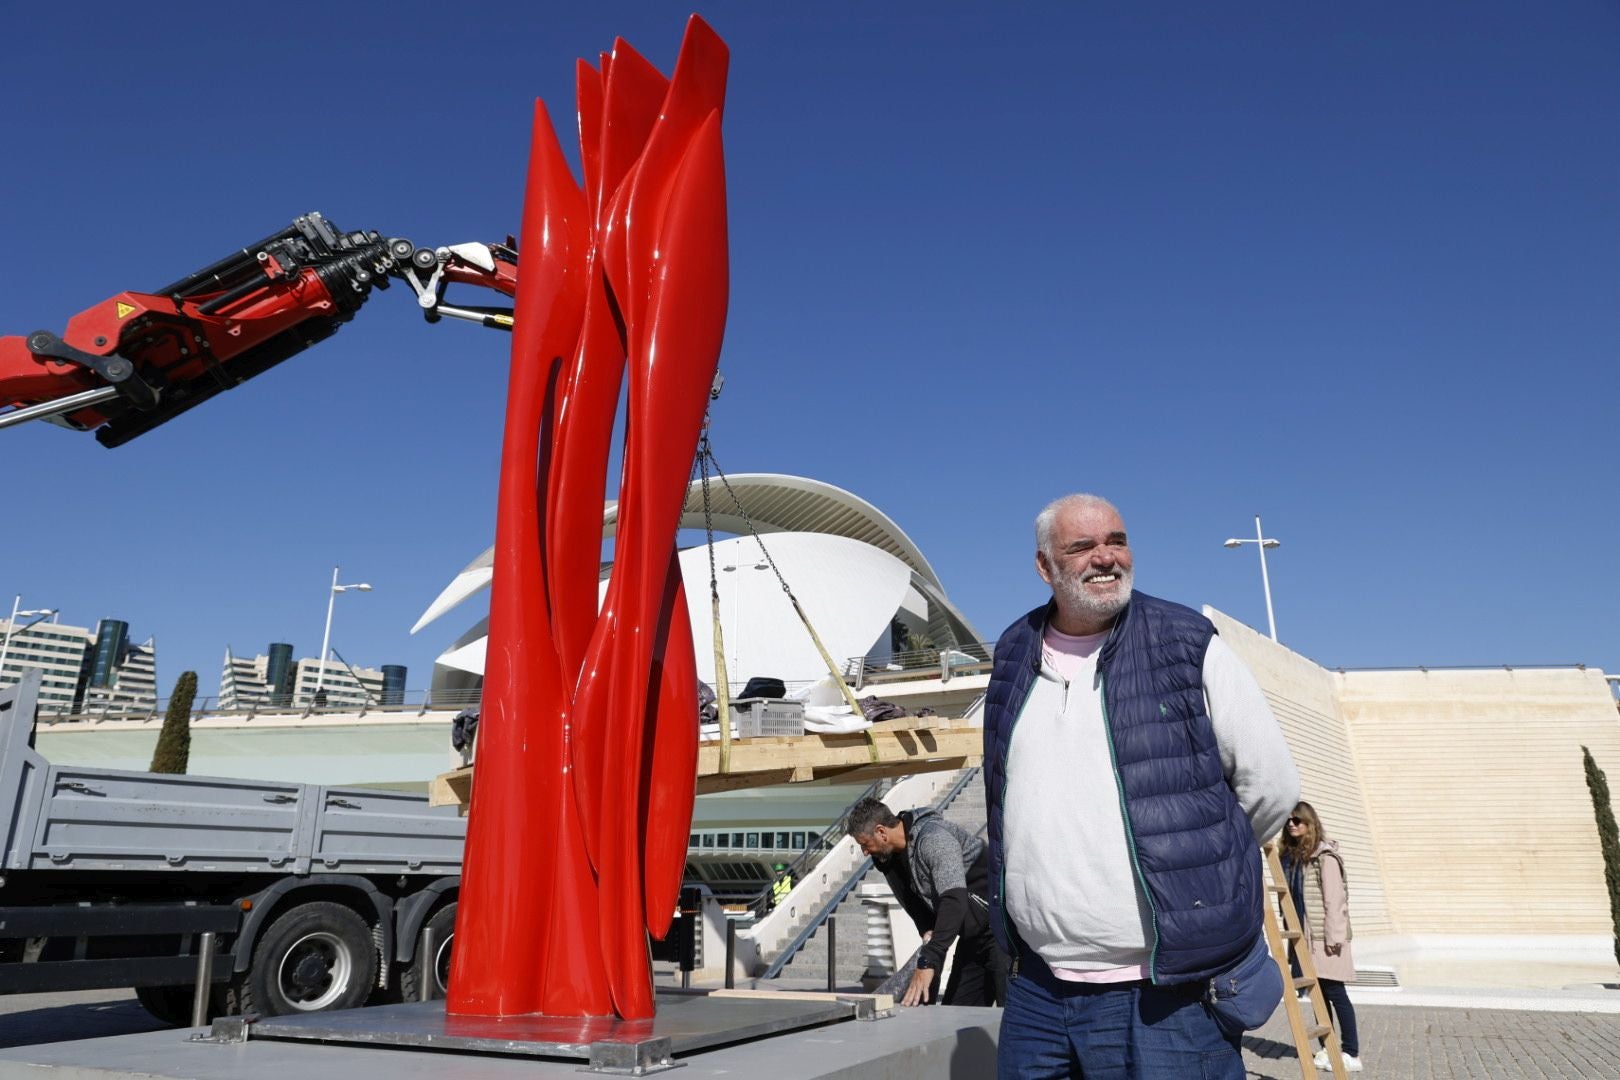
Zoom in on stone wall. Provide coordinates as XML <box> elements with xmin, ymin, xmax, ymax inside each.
<box><xmin>1335</xmin><ymin>666</ymin><xmax>1620</xmax><ymax>937</ymax></box>
<box><xmin>1206</xmin><ymin>609</ymin><xmax>1395</xmax><ymax>936</ymax></box>
<box><xmin>1207</xmin><ymin>604</ymin><xmax>1620</xmax><ymax>946</ymax></box>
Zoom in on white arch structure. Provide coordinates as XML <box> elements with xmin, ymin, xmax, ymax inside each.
<box><xmin>414</xmin><ymin>473</ymin><xmax>979</xmax><ymax>690</ymax></box>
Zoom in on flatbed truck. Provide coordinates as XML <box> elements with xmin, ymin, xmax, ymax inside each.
<box><xmin>0</xmin><ymin>672</ymin><xmax>466</xmax><ymax>1023</ymax></box>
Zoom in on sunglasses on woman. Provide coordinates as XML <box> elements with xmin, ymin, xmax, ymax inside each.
<box><xmin>1287</xmin><ymin>816</ymin><xmax>1305</xmax><ymax>826</ymax></box>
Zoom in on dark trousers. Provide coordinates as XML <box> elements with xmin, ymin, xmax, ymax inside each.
<box><xmin>1289</xmin><ymin>948</ymin><xmax>1359</xmax><ymax>1057</ymax></box>
<box><xmin>939</xmin><ymin>930</ymin><xmax>1010</xmax><ymax>1006</ymax></box>
<box><xmin>1317</xmin><ymin>978</ymin><xmax>1359</xmax><ymax>1056</ymax></box>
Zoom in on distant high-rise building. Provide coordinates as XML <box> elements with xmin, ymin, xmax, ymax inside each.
<box><xmin>380</xmin><ymin>664</ymin><xmax>408</xmax><ymax>705</ymax></box>
<box><xmin>264</xmin><ymin>643</ymin><xmax>295</xmax><ymax>704</ymax></box>
<box><xmin>291</xmin><ymin>658</ymin><xmax>387</xmax><ymax>709</ymax></box>
<box><xmin>0</xmin><ymin>617</ymin><xmax>93</xmax><ymax>711</ymax></box>
<box><xmin>219</xmin><ymin>648</ymin><xmax>272</xmax><ymax>710</ymax></box>
<box><xmin>0</xmin><ymin>615</ymin><xmax>157</xmax><ymax>713</ymax></box>
<box><xmin>218</xmin><ymin>645</ymin><xmax>401</xmax><ymax>711</ymax></box>
<box><xmin>81</xmin><ymin>634</ymin><xmax>158</xmax><ymax>713</ymax></box>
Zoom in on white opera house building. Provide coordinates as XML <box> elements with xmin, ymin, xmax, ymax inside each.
<box><xmin>412</xmin><ymin>473</ymin><xmax>989</xmax><ymax>902</ymax></box>
<box><xmin>413</xmin><ymin>473</ymin><xmax>985</xmax><ymax>705</ymax></box>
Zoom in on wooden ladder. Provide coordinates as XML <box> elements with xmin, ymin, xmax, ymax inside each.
<box><xmin>1261</xmin><ymin>842</ymin><xmax>1349</xmax><ymax>1080</ymax></box>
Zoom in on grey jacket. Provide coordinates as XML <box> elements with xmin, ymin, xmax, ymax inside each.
<box><xmin>876</xmin><ymin>808</ymin><xmax>991</xmax><ymax>970</ymax></box>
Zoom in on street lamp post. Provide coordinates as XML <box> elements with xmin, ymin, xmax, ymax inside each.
<box><xmin>0</xmin><ymin>595</ymin><xmax>59</xmax><ymax>686</ymax></box>
<box><xmin>1223</xmin><ymin>516</ymin><xmax>1281</xmax><ymax>642</ymax></box>
<box><xmin>315</xmin><ymin>568</ymin><xmax>372</xmax><ymax>702</ymax></box>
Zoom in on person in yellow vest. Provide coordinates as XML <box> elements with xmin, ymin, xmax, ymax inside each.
<box><xmin>770</xmin><ymin>864</ymin><xmax>793</xmax><ymax>909</ymax></box>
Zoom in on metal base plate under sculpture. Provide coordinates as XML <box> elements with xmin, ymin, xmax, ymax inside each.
<box><xmin>197</xmin><ymin>992</ymin><xmax>887</xmax><ymax>1075</ymax></box>
<box><xmin>0</xmin><ymin>1001</ymin><xmax>1000</xmax><ymax>1080</ymax></box>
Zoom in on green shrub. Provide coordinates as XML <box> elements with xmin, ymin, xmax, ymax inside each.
<box><xmin>150</xmin><ymin>671</ymin><xmax>198</xmax><ymax>774</ymax></box>
<box><xmin>1581</xmin><ymin>745</ymin><xmax>1620</xmax><ymax>968</ymax></box>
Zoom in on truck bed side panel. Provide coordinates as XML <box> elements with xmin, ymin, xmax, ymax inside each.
<box><xmin>311</xmin><ymin>787</ymin><xmax>465</xmax><ymax>875</ymax></box>
<box><xmin>32</xmin><ymin>767</ymin><xmax>304</xmax><ymax>872</ymax></box>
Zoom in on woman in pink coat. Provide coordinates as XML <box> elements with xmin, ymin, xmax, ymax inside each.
<box><xmin>1280</xmin><ymin>801</ymin><xmax>1363</xmax><ymax>1073</ymax></box>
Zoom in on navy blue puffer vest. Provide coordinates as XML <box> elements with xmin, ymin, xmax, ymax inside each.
<box><xmin>982</xmin><ymin>591</ymin><xmax>1262</xmax><ymax>984</ymax></box>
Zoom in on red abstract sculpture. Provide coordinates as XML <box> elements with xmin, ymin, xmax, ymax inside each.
<box><xmin>447</xmin><ymin>16</ymin><xmax>729</xmax><ymax>1020</ymax></box>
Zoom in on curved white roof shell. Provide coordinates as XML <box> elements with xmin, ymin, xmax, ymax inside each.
<box><xmin>677</xmin><ymin>533</ymin><xmax>911</xmax><ymax>688</ymax></box>
<box><xmin>413</xmin><ymin>474</ymin><xmax>943</xmax><ymax>635</ymax></box>
<box><xmin>415</xmin><ymin>473</ymin><xmax>978</xmax><ymax>688</ymax></box>
<box><xmin>610</xmin><ymin>473</ymin><xmax>943</xmax><ymax>590</ymax></box>
<box><xmin>424</xmin><ymin>535</ymin><xmax>912</xmax><ymax>688</ymax></box>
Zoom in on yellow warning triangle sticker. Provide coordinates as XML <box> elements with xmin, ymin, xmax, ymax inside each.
<box><xmin>115</xmin><ymin>301</ymin><xmax>136</xmax><ymax>319</ymax></box>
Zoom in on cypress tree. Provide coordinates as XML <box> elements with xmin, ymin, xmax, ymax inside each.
<box><xmin>1581</xmin><ymin>745</ymin><xmax>1620</xmax><ymax>968</ymax></box>
<box><xmin>150</xmin><ymin>671</ymin><xmax>198</xmax><ymax>774</ymax></box>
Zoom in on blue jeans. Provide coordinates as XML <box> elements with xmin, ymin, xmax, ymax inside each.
<box><xmin>997</xmin><ymin>954</ymin><xmax>1245</xmax><ymax>1079</ymax></box>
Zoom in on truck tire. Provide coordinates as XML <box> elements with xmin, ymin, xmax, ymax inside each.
<box><xmin>240</xmin><ymin>901</ymin><xmax>379</xmax><ymax>1015</ymax></box>
<box><xmin>135</xmin><ymin>983</ymin><xmax>229</xmax><ymax>1025</ymax></box>
<box><xmin>134</xmin><ymin>985</ymin><xmax>194</xmax><ymax>1026</ymax></box>
<box><xmin>398</xmin><ymin>902</ymin><xmax>456</xmax><ymax>1001</ymax></box>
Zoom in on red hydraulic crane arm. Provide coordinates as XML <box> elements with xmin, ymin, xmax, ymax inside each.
<box><xmin>0</xmin><ymin>212</ymin><xmax>517</xmax><ymax>447</ymax></box>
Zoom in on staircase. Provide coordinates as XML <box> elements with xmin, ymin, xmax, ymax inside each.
<box><xmin>771</xmin><ymin>870</ymin><xmax>883</xmax><ymax>988</ymax></box>
<box><xmin>942</xmin><ymin>768</ymin><xmax>988</xmax><ymax>834</ymax></box>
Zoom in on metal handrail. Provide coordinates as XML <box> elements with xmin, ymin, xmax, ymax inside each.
<box><xmin>18</xmin><ymin>655</ymin><xmax>1605</xmax><ymax>723</ymax></box>
<box><xmin>844</xmin><ymin>641</ymin><xmax>995</xmax><ymax>676</ymax></box>
<box><xmin>843</xmin><ymin>641</ymin><xmax>998</xmax><ymax>690</ymax></box>
<box><xmin>25</xmin><ymin>687</ymin><xmax>488</xmax><ymax>724</ymax></box>
<box><xmin>1331</xmin><ymin>662</ymin><xmax>1596</xmax><ymax>673</ymax></box>
<box><xmin>759</xmin><ymin>765</ymin><xmax>982</xmax><ymax>980</ymax></box>
<box><xmin>840</xmin><ymin>643</ymin><xmax>1607</xmax><ymax>685</ymax></box>
<box><xmin>25</xmin><ymin>676</ymin><xmax>841</xmax><ymax>725</ymax></box>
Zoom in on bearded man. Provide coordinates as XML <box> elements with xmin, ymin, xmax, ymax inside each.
<box><xmin>983</xmin><ymin>493</ymin><xmax>1299</xmax><ymax>1079</ymax></box>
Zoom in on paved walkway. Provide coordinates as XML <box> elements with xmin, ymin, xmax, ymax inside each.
<box><xmin>1240</xmin><ymin>997</ymin><xmax>1620</xmax><ymax>1079</ymax></box>
<box><xmin>6</xmin><ymin>984</ymin><xmax>1619</xmax><ymax>1077</ymax></box>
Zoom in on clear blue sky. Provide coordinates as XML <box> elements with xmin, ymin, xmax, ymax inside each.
<box><xmin>3</xmin><ymin>2</ymin><xmax>1617</xmax><ymax>700</ymax></box>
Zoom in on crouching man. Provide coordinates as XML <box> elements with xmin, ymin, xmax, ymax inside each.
<box><xmin>847</xmin><ymin>796</ymin><xmax>1008</xmax><ymax>1007</ymax></box>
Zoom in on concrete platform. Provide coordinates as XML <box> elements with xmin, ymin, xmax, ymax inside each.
<box><xmin>0</xmin><ymin>1001</ymin><xmax>1001</xmax><ymax>1079</ymax></box>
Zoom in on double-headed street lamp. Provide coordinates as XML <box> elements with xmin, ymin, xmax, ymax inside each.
<box><xmin>0</xmin><ymin>595</ymin><xmax>59</xmax><ymax>685</ymax></box>
<box><xmin>315</xmin><ymin>568</ymin><xmax>372</xmax><ymax>701</ymax></box>
<box><xmin>1223</xmin><ymin>516</ymin><xmax>1281</xmax><ymax>642</ymax></box>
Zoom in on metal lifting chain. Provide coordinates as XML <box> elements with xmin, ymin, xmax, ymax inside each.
<box><xmin>698</xmin><ymin>441</ymin><xmax>877</xmax><ymax>761</ymax></box>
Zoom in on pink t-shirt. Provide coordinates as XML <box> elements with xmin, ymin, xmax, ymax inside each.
<box><xmin>1037</xmin><ymin>624</ymin><xmax>1149</xmax><ymax>985</ymax></box>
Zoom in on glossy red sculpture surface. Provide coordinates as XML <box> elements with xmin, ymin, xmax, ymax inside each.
<box><xmin>446</xmin><ymin>16</ymin><xmax>729</xmax><ymax>1020</ymax></box>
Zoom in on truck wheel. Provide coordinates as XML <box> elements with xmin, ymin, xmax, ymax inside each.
<box><xmin>243</xmin><ymin>901</ymin><xmax>378</xmax><ymax>1015</ymax></box>
<box><xmin>135</xmin><ymin>983</ymin><xmax>230</xmax><ymax>1025</ymax></box>
<box><xmin>134</xmin><ymin>985</ymin><xmax>194</xmax><ymax>1026</ymax></box>
<box><xmin>398</xmin><ymin>902</ymin><xmax>456</xmax><ymax>1001</ymax></box>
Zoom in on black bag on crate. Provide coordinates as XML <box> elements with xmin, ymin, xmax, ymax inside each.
<box><xmin>738</xmin><ymin>676</ymin><xmax>786</xmax><ymax>699</ymax></box>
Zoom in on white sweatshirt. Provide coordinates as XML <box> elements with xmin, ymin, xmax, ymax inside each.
<box><xmin>1002</xmin><ymin>633</ymin><xmax>1299</xmax><ymax>973</ymax></box>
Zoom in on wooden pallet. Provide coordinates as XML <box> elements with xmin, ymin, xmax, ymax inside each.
<box><xmin>429</xmin><ymin>717</ymin><xmax>983</xmax><ymax>809</ymax></box>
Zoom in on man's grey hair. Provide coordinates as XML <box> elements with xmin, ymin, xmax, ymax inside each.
<box><xmin>845</xmin><ymin>796</ymin><xmax>900</xmax><ymax>839</ymax></box>
<box><xmin>1035</xmin><ymin>493</ymin><xmax>1122</xmax><ymax>557</ymax></box>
